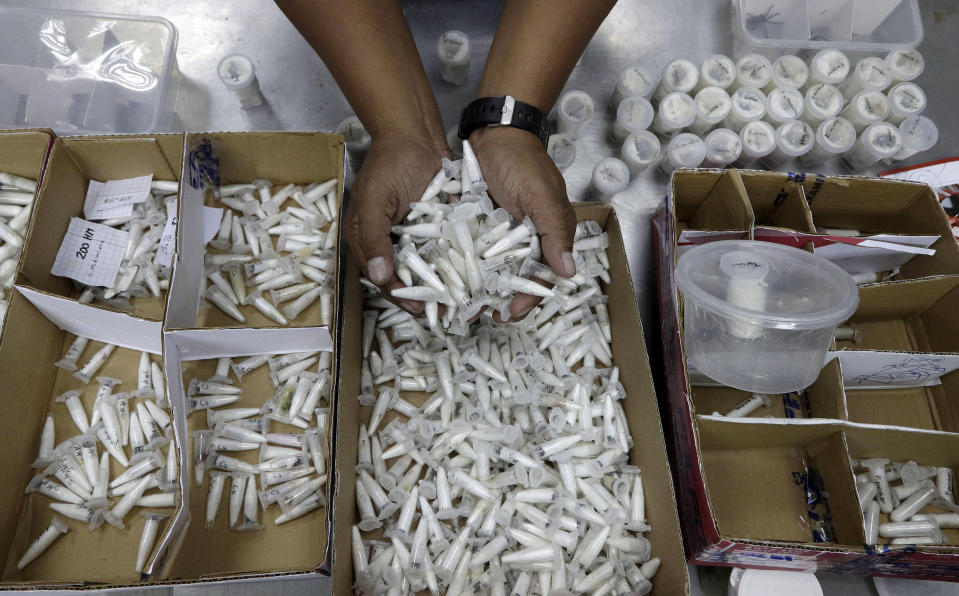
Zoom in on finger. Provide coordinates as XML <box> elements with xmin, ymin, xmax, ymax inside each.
<box><xmin>526</xmin><ymin>195</ymin><xmax>578</xmax><ymax>278</ymax></box>
<box><xmin>380</xmin><ymin>277</ymin><xmax>426</xmax><ymax>315</ymax></box>
<box><xmin>508</xmin><ymin>293</ymin><xmax>543</xmax><ymax>322</ymax></box>
<box><xmin>346</xmin><ymin>198</ymin><xmax>397</xmax><ymax>286</ymax></box>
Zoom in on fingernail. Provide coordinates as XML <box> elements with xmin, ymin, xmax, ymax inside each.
<box><xmin>367</xmin><ymin>257</ymin><xmax>390</xmax><ymax>285</ymax></box>
<box><xmin>561</xmin><ymin>252</ymin><xmax>576</xmax><ymax>277</ymax></box>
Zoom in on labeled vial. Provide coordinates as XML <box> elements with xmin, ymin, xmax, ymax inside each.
<box><xmin>803</xmin><ymin>83</ymin><xmax>845</xmax><ymax>128</ymax></box>
<box><xmin>609</xmin><ymin>64</ymin><xmax>658</xmax><ymax>109</ymax></box>
<box><xmin>651</xmin><ymin>92</ymin><xmax>695</xmax><ymax>137</ymax></box>
<box><xmin>841</xmin><ymin>57</ymin><xmax>892</xmax><ymax>99</ymax></box>
<box><xmin>659</xmin><ymin>133</ymin><xmax>706</xmax><ymax>177</ymax></box>
<box><xmin>446</xmin><ymin>125</ymin><xmax>464</xmax><ymax>159</ymax></box>
<box><xmin>839</xmin><ymin>90</ymin><xmax>890</xmax><ymax>133</ymax></box>
<box><xmin>546</xmin><ymin>134</ymin><xmax>577</xmax><ymax>171</ymax></box>
<box><xmin>762</xmin><ymin>120</ymin><xmax>814</xmax><ymax>170</ymax></box>
<box><xmin>886</xmin><ymin>49</ymin><xmax>924</xmax><ymax>84</ymax></box>
<box><xmin>610</xmin><ymin>96</ymin><xmax>654</xmax><ymax>144</ymax></box>
<box><xmin>218</xmin><ymin>54</ymin><xmax>264</xmax><ymax>109</ymax></box>
<box><xmin>702</xmin><ymin>128</ymin><xmax>742</xmax><ymax>169</ymax></box>
<box><xmin>336</xmin><ymin>116</ymin><xmax>372</xmax><ymax>171</ymax></box>
<box><xmin>695</xmin><ymin>54</ymin><xmax>736</xmax><ymax>92</ymax></box>
<box><xmin>621</xmin><ymin>131</ymin><xmax>661</xmax><ymax>175</ymax></box>
<box><xmin>764</xmin><ymin>55</ymin><xmax>808</xmax><ymax>93</ymax></box>
<box><xmin>556</xmin><ymin>90</ymin><xmax>594</xmax><ymax>140</ymax></box>
<box><xmin>723</xmin><ymin>87</ymin><xmax>767</xmax><ymax>131</ymax></box>
<box><xmin>437</xmin><ymin>30</ymin><xmax>471</xmax><ymax>86</ymax></box>
<box><xmin>887</xmin><ymin>115</ymin><xmax>938</xmax><ymax>164</ymax></box>
<box><xmin>800</xmin><ymin>117</ymin><xmax>857</xmax><ymax>168</ymax></box>
<box><xmin>806</xmin><ymin>49</ymin><xmax>850</xmax><ymax>87</ymax></box>
<box><xmin>688</xmin><ymin>87</ymin><xmax>731</xmax><ymax>136</ymax></box>
<box><xmin>731</xmin><ymin>54</ymin><xmax>772</xmax><ymax>92</ymax></box>
<box><xmin>653</xmin><ymin>59</ymin><xmax>698</xmax><ymax>102</ymax></box>
<box><xmin>733</xmin><ymin>120</ymin><xmax>776</xmax><ymax>168</ymax></box>
<box><xmin>842</xmin><ymin>122</ymin><xmax>902</xmax><ymax>170</ymax></box>
<box><xmin>763</xmin><ymin>86</ymin><xmax>804</xmax><ymax>127</ymax></box>
<box><xmin>886</xmin><ymin>82</ymin><xmax>926</xmax><ymax>125</ymax></box>
<box><xmin>588</xmin><ymin>158</ymin><xmax>630</xmax><ymax>201</ymax></box>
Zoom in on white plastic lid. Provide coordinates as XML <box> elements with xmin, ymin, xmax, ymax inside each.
<box><xmin>887</xmin><ymin>82</ymin><xmax>926</xmax><ymax>118</ymax></box>
<box><xmin>694</xmin><ymin>87</ymin><xmax>732</xmax><ymax>124</ymax></box>
<box><xmin>701</xmin><ymin>55</ymin><xmax>737</xmax><ymax>89</ymax></box>
<box><xmin>546</xmin><ymin>134</ymin><xmax>576</xmax><ymax>168</ymax></box>
<box><xmin>776</xmin><ymin>120</ymin><xmax>815</xmax><ymax>156</ymax></box>
<box><xmin>622</xmin><ymin>131</ymin><xmax>661</xmax><ymax>165</ymax></box>
<box><xmin>662</xmin><ymin>59</ymin><xmax>699</xmax><ymax>93</ymax></box>
<box><xmin>853</xmin><ymin>57</ymin><xmax>892</xmax><ymax>91</ymax></box>
<box><xmin>734</xmin><ymin>568</ymin><xmax>823</xmax><ymax>596</ymax></box>
<box><xmin>618</xmin><ymin>65</ymin><xmax>658</xmax><ymax>98</ymax></box>
<box><xmin>704</xmin><ymin>128</ymin><xmax>742</xmax><ymax>166</ymax></box>
<box><xmin>658</xmin><ymin>92</ymin><xmax>696</xmax><ymax>128</ymax></box>
<box><xmin>771</xmin><ymin>55</ymin><xmax>809</xmax><ymax>89</ymax></box>
<box><xmin>336</xmin><ymin>116</ymin><xmax>371</xmax><ymax>149</ymax></box>
<box><xmin>861</xmin><ymin>122</ymin><xmax>903</xmax><ymax>158</ymax></box>
<box><xmin>591</xmin><ymin>158</ymin><xmax>630</xmax><ymax>193</ymax></box>
<box><xmin>810</xmin><ymin>50</ymin><xmax>850</xmax><ymax>84</ymax></box>
<box><xmin>218</xmin><ymin>54</ymin><xmax>256</xmax><ymax>88</ymax></box>
<box><xmin>559</xmin><ymin>90</ymin><xmax>594</xmax><ymax>123</ymax></box>
<box><xmin>676</xmin><ymin>240</ymin><xmax>859</xmax><ymax>330</ymax></box>
<box><xmin>730</xmin><ymin>87</ymin><xmax>767</xmax><ymax>120</ymax></box>
<box><xmin>736</xmin><ymin>54</ymin><xmax>772</xmax><ymax>88</ymax></box>
<box><xmin>766</xmin><ymin>87</ymin><xmax>804</xmax><ymax>122</ymax></box>
<box><xmin>667</xmin><ymin>133</ymin><xmax>706</xmax><ymax>169</ymax></box>
<box><xmin>740</xmin><ymin>121</ymin><xmax>776</xmax><ymax>157</ymax></box>
<box><xmin>817</xmin><ymin>117</ymin><xmax>857</xmax><ymax>153</ymax></box>
<box><xmin>437</xmin><ymin>30</ymin><xmax>471</xmax><ymax>65</ymax></box>
<box><xmin>616</xmin><ymin>96</ymin><xmax>655</xmax><ymax>132</ymax></box>
<box><xmin>886</xmin><ymin>49</ymin><xmax>924</xmax><ymax>81</ymax></box>
<box><xmin>899</xmin><ymin>115</ymin><xmax>938</xmax><ymax>153</ymax></box>
<box><xmin>850</xmin><ymin>90</ymin><xmax>890</xmax><ymax>121</ymax></box>
<box><xmin>805</xmin><ymin>84</ymin><xmax>844</xmax><ymax>119</ymax></box>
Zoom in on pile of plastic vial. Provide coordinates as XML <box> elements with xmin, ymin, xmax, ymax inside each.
<box><xmin>203</xmin><ymin>179</ymin><xmax>338</xmax><ymax>326</ymax></box>
<box><xmin>352</xmin><ymin>145</ymin><xmax>661</xmax><ymax>595</ymax></box>
<box><xmin>0</xmin><ymin>172</ymin><xmax>37</xmax><ymax>325</ymax></box>
<box><xmin>855</xmin><ymin>458</ymin><xmax>957</xmax><ymax>546</ymax></box>
<box><xmin>20</xmin><ymin>340</ymin><xmax>177</xmax><ymax>574</ymax></box>
<box><xmin>191</xmin><ymin>351</ymin><xmax>330</xmax><ymax>531</ymax></box>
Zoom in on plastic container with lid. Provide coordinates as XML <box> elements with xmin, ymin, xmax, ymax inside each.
<box><xmin>0</xmin><ymin>5</ymin><xmax>179</xmax><ymax>134</ymax></box>
<box><xmin>763</xmin><ymin>86</ymin><xmax>804</xmax><ymax>126</ymax></box>
<box><xmin>676</xmin><ymin>240</ymin><xmax>859</xmax><ymax>393</ymax></box>
<box><xmin>764</xmin><ymin>55</ymin><xmax>808</xmax><ymax>93</ymax></box>
<box><xmin>800</xmin><ymin>116</ymin><xmax>857</xmax><ymax>168</ymax></box>
<box><xmin>731</xmin><ymin>54</ymin><xmax>773</xmax><ymax>91</ymax></box>
<box><xmin>762</xmin><ymin>120</ymin><xmax>814</xmax><ymax>169</ymax></box>
<box><xmin>803</xmin><ymin>83</ymin><xmax>845</xmax><ymax>128</ymax></box>
<box><xmin>556</xmin><ymin>90</ymin><xmax>594</xmax><ymax>140</ymax></box>
<box><xmin>621</xmin><ymin>131</ymin><xmax>661</xmax><ymax>175</ymax></box>
<box><xmin>887</xmin><ymin>115</ymin><xmax>938</xmax><ymax>164</ymax></box>
<box><xmin>839</xmin><ymin>90</ymin><xmax>889</xmax><ymax>133</ymax></box>
<box><xmin>688</xmin><ymin>87</ymin><xmax>732</xmax><ymax>136</ymax></box>
<box><xmin>702</xmin><ymin>128</ymin><xmax>742</xmax><ymax>168</ymax></box>
<box><xmin>610</xmin><ymin>96</ymin><xmax>654</xmax><ymax>144</ymax></box>
<box><xmin>651</xmin><ymin>92</ymin><xmax>696</xmax><ymax>137</ymax></box>
<box><xmin>609</xmin><ymin>64</ymin><xmax>659</xmax><ymax>109</ymax></box>
<box><xmin>733</xmin><ymin>120</ymin><xmax>776</xmax><ymax>168</ymax></box>
<box><xmin>659</xmin><ymin>133</ymin><xmax>706</xmax><ymax>177</ymax></box>
<box><xmin>843</xmin><ymin>121</ymin><xmax>902</xmax><ymax>170</ymax></box>
<box><xmin>886</xmin><ymin>48</ymin><xmax>924</xmax><ymax>83</ymax></box>
<box><xmin>723</xmin><ymin>87</ymin><xmax>768</xmax><ymax>131</ymax></box>
<box><xmin>886</xmin><ymin>82</ymin><xmax>926</xmax><ymax>125</ymax></box>
<box><xmin>695</xmin><ymin>54</ymin><xmax>737</xmax><ymax>92</ymax></box>
<box><xmin>840</xmin><ymin>57</ymin><xmax>892</xmax><ymax>99</ymax></box>
<box><xmin>588</xmin><ymin>158</ymin><xmax>630</xmax><ymax>201</ymax></box>
<box><xmin>653</xmin><ymin>59</ymin><xmax>699</xmax><ymax>102</ymax></box>
<box><xmin>546</xmin><ymin>133</ymin><xmax>576</xmax><ymax>171</ymax></box>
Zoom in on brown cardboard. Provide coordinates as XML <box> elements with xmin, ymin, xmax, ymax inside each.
<box><xmin>673</xmin><ymin>169</ymin><xmax>753</xmax><ymax>232</ymax></box>
<box><xmin>330</xmin><ymin>204</ymin><xmax>691</xmax><ymax>594</ymax></box>
<box><xmin>739</xmin><ymin>175</ymin><xmax>816</xmax><ymax>233</ymax></box>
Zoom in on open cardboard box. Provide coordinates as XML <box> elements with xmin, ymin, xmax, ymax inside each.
<box><xmin>329</xmin><ymin>203</ymin><xmax>691</xmax><ymax>594</ymax></box>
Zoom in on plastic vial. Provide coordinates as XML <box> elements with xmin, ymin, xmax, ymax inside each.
<box><xmin>723</xmin><ymin>87</ymin><xmax>767</xmax><ymax>131</ymax></box>
<box><xmin>621</xmin><ymin>131</ymin><xmax>661</xmax><ymax>175</ymax></box>
<box><xmin>588</xmin><ymin>158</ymin><xmax>630</xmax><ymax>200</ymax></box>
<box><xmin>800</xmin><ymin>117</ymin><xmax>857</xmax><ymax>168</ymax></box>
<box><xmin>733</xmin><ymin>120</ymin><xmax>776</xmax><ymax>168</ymax></box>
<box><xmin>731</xmin><ymin>54</ymin><xmax>772</xmax><ymax>92</ymax></box>
<box><xmin>610</xmin><ymin>96</ymin><xmax>654</xmax><ymax>144</ymax></box>
<box><xmin>806</xmin><ymin>49</ymin><xmax>850</xmax><ymax>87</ymax></box>
<box><xmin>218</xmin><ymin>54</ymin><xmax>264</xmax><ymax>109</ymax></box>
<box><xmin>764</xmin><ymin>55</ymin><xmax>808</xmax><ymax>94</ymax></box>
<box><xmin>702</xmin><ymin>128</ymin><xmax>742</xmax><ymax>169</ymax></box>
<box><xmin>886</xmin><ymin>49</ymin><xmax>924</xmax><ymax>84</ymax></box>
<box><xmin>653</xmin><ymin>59</ymin><xmax>699</xmax><ymax>102</ymax></box>
<box><xmin>546</xmin><ymin>134</ymin><xmax>577</xmax><ymax>171</ymax></box>
<box><xmin>803</xmin><ymin>83</ymin><xmax>845</xmax><ymax>128</ymax></box>
<box><xmin>887</xmin><ymin>116</ymin><xmax>938</xmax><ymax>163</ymax></box>
<box><xmin>839</xmin><ymin>90</ymin><xmax>890</xmax><ymax>133</ymax></box>
<box><xmin>659</xmin><ymin>133</ymin><xmax>706</xmax><ymax>177</ymax></box>
<box><xmin>841</xmin><ymin>57</ymin><xmax>892</xmax><ymax>99</ymax></box>
<box><xmin>886</xmin><ymin>82</ymin><xmax>926</xmax><ymax>125</ymax></box>
<box><xmin>762</xmin><ymin>120</ymin><xmax>814</xmax><ymax>170</ymax></box>
<box><xmin>337</xmin><ymin>116</ymin><xmax>372</xmax><ymax>171</ymax></box>
<box><xmin>609</xmin><ymin>64</ymin><xmax>658</xmax><ymax>109</ymax></box>
<box><xmin>651</xmin><ymin>92</ymin><xmax>695</xmax><ymax>137</ymax></box>
<box><xmin>688</xmin><ymin>87</ymin><xmax>731</xmax><ymax>136</ymax></box>
<box><xmin>695</xmin><ymin>54</ymin><xmax>736</xmax><ymax>92</ymax></box>
<box><xmin>763</xmin><ymin>86</ymin><xmax>804</xmax><ymax>127</ymax></box>
<box><xmin>446</xmin><ymin>125</ymin><xmax>464</xmax><ymax>159</ymax></box>
<box><xmin>556</xmin><ymin>90</ymin><xmax>594</xmax><ymax>140</ymax></box>
<box><xmin>842</xmin><ymin>122</ymin><xmax>902</xmax><ymax>171</ymax></box>
<box><xmin>437</xmin><ymin>31</ymin><xmax>471</xmax><ymax>85</ymax></box>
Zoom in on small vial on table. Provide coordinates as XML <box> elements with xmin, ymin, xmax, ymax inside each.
<box><xmin>621</xmin><ymin>131</ymin><xmax>661</xmax><ymax>175</ymax></box>
<box><xmin>723</xmin><ymin>87</ymin><xmax>767</xmax><ymax>131</ymax></box>
<box><xmin>588</xmin><ymin>158</ymin><xmax>630</xmax><ymax>201</ymax></box>
<box><xmin>653</xmin><ymin>59</ymin><xmax>698</xmax><ymax>102</ymax></box>
<box><xmin>764</xmin><ymin>55</ymin><xmax>808</xmax><ymax>93</ymax></box>
<box><xmin>218</xmin><ymin>54</ymin><xmax>264</xmax><ymax>109</ymax></box>
<box><xmin>762</xmin><ymin>120</ymin><xmax>814</xmax><ymax>170</ymax></box>
<box><xmin>842</xmin><ymin>122</ymin><xmax>902</xmax><ymax>171</ymax></box>
<box><xmin>806</xmin><ymin>49</ymin><xmax>850</xmax><ymax>88</ymax></box>
<box><xmin>610</xmin><ymin>96</ymin><xmax>654</xmax><ymax>144</ymax></box>
<box><xmin>337</xmin><ymin>116</ymin><xmax>372</xmax><ymax>171</ymax></box>
<box><xmin>733</xmin><ymin>120</ymin><xmax>776</xmax><ymax>168</ymax></box>
<box><xmin>886</xmin><ymin>116</ymin><xmax>938</xmax><ymax>164</ymax></box>
<box><xmin>556</xmin><ymin>90</ymin><xmax>594</xmax><ymax>140</ymax></box>
<box><xmin>651</xmin><ymin>92</ymin><xmax>695</xmax><ymax>138</ymax></box>
<box><xmin>446</xmin><ymin>125</ymin><xmax>464</xmax><ymax>159</ymax></box>
<box><xmin>609</xmin><ymin>64</ymin><xmax>658</xmax><ymax>109</ymax></box>
<box><xmin>688</xmin><ymin>87</ymin><xmax>731</xmax><ymax>136</ymax></box>
<box><xmin>695</xmin><ymin>54</ymin><xmax>736</xmax><ymax>92</ymax></box>
<box><xmin>886</xmin><ymin>82</ymin><xmax>926</xmax><ymax>125</ymax></box>
<box><xmin>763</xmin><ymin>86</ymin><xmax>804</xmax><ymax>127</ymax></box>
<box><xmin>659</xmin><ymin>133</ymin><xmax>706</xmax><ymax>177</ymax></box>
<box><xmin>799</xmin><ymin>117</ymin><xmax>857</xmax><ymax>169</ymax></box>
<box><xmin>731</xmin><ymin>54</ymin><xmax>772</xmax><ymax>92</ymax></box>
<box><xmin>803</xmin><ymin>83</ymin><xmax>845</xmax><ymax>128</ymax></box>
<box><xmin>839</xmin><ymin>90</ymin><xmax>889</xmax><ymax>133</ymax></box>
<box><xmin>437</xmin><ymin>30</ymin><xmax>471</xmax><ymax>85</ymax></box>
<box><xmin>701</xmin><ymin>128</ymin><xmax>742</xmax><ymax>169</ymax></box>
<box><xmin>841</xmin><ymin>57</ymin><xmax>892</xmax><ymax>99</ymax></box>
<box><xmin>547</xmin><ymin>134</ymin><xmax>577</xmax><ymax>171</ymax></box>
<box><xmin>886</xmin><ymin>49</ymin><xmax>924</xmax><ymax>84</ymax></box>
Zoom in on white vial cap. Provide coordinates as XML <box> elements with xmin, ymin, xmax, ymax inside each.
<box><xmin>218</xmin><ymin>54</ymin><xmax>256</xmax><ymax>89</ymax></box>
<box><xmin>804</xmin><ymin>84</ymin><xmax>844</xmax><ymax>120</ymax></box>
<box><xmin>809</xmin><ymin>49</ymin><xmax>850</xmax><ymax>85</ymax></box>
<box><xmin>667</xmin><ymin>133</ymin><xmax>706</xmax><ymax>169</ymax></box>
<box><xmin>730</xmin><ymin>87</ymin><xmax>767</xmax><ymax>121</ymax></box>
<box><xmin>591</xmin><ymin>158</ymin><xmax>630</xmax><ymax>195</ymax></box>
<box><xmin>661</xmin><ymin>59</ymin><xmax>699</xmax><ymax>94</ymax></box>
<box><xmin>740</xmin><ymin>121</ymin><xmax>776</xmax><ymax>158</ymax></box>
<box><xmin>437</xmin><ymin>31</ymin><xmax>471</xmax><ymax>66</ymax></box>
<box><xmin>770</xmin><ymin>55</ymin><xmax>808</xmax><ymax>90</ymax></box>
<box><xmin>735</xmin><ymin>54</ymin><xmax>772</xmax><ymax>89</ymax></box>
<box><xmin>816</xmin><ymin>117</ymin><xmax>857</xmax><ymax>153</ymax></box>
<box><xmin>336</xmin><ymin>116</ymin><xmax>371</xmax><ymax>150</ymax></box>
<box><xmin>613</xmin><ymin>65</ymin><xmax>658</xmax><ymax>102</ymax></box>
<box><xmin>657</xmin><ymin>92</ymin><xmax>696</xmax><ymax>129</ymax></box>
<box><xmin>775</xmin><ymin>120</ymin><xmax>815</xmax><ymax>157</ymax></box>
<box><xmin>860</xmin><ymin>122</ymin><xmax>904</xmax><ymax>160</ymax></box>
<box><xmin>694</xmin><ymin>87</ymin><xmax>731</xmax><ymax>124</ymax></box>
<box><xmin>886</xmin><ymin>49</ymin><xmax>924</xmax><ymax>82</ymax></box>
<box><xmin>699</xmin><ymin>54</ymin><xmax>736</xmax><ymax>90</ymax></box>
<box><xmin>765</xmin><ymin>87</ymin><xmax>804</xmax><ymax>123</ymax></box>
<box><xmin>898</xmin><ymin>115</ymin><xmax>939</xmax><ymax>155</ymax></box>
<box><xmin>559</xmin><ymin>90</ymin><xmax>594</xmax><ymax>124</ymax></box>
<box><xmin>547</xmin><ymin>134</ymin><xmax>577</xmax><ymax>170</ymax></box>
<box><xmin>622</xmin><ymin>131</ymin><xmax>661</xmax><ymax>169</ymax></box>
<box><xmin>852</xmin><ymin>90</ymin><xmax>890</xmax><ymax>121</ymax></box>
<box><xmin>851</xmin><ymin>57</ymin><xmax>892</xmax><ymax>91</ymax></box>
<box><xmin>704</xmin><ymin>128</ymin><xmax>742</xmax><ymax>167</ymax></box>
<box><xmin>887</xmin><ymin>82</ymin><xmax>926</xmax><ymax>120</ymax></box>
<box><xmin>616</xmin><ymin>96</ymin><xmax>654</xmax><ymax>133</ymax></box>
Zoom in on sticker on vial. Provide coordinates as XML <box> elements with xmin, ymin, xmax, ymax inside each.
<box><xmin>52</xmin><ymin>218</ymin><xmax>129</xmax><ymax>287</ymax></box>
<box><xmin>82</xmin><ymin>175</ymin><xmax>154</xmax><ymax>221</ymax></box>
<box><xmin>156</xmin><ymin>206</ymin><xmax>222</xmax><ymax>267</ymax></box>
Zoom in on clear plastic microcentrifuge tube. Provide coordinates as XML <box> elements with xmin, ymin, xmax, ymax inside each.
<box><xmin>800</xmin><ymin>117</ymin><xmax>857</xmax><ymax>168</ymax></box>
<box><xmin>842</xmin><ymin>122</ymin><xmax>903</xmax><ymax>171</ymax></box>
<box><xmin>688</xmin><ymin>87</ymin><xmax>731</xmax><ymax>136</ymax></box>
<box><xmin>887</xmin><ymin>115</ymin><xmax>938</xmax><ymax>164</ymax></box>
<box><xmin>621</xmin><ymin>131</ymin><xmax>661</xmax><ymax>175</ymax></box>
<box><xmin>763</xmin><ymin>86</ymin><xmax>804</xmax><ymax>127</ymax></box>
<box><xmin>806</xmin><ymin>49</ymin><xmax>850</xmax><ymax>88</ymax></box>
<box><xmin>695</xmin><ymin>54</ymin><xmax>736</xmax><ymax>92</ymax></box>
<box><xmin>336</xmin><ymin>116</ymin><xmax>372</xmax><ymax>171</ymax></box>
<box><xmin>218</xmin><ymin>54</ymin><xmax>264</xmax><ymax>109</ymax></box>
<box><xmin>587</xmin><ymin>158</ymin><xmax>630</xmax><ymax>201</ymax></box>
<box><xmin>886</xmin><ymin>49</ymin><xmax>924</xmax><ymax>84</ymax></box>
<box><xmin>762</xmin><ymin>120</ymin><xmax>814</xmax><ymax>170</ymax></box>
<box><xmin>609</xmin><ymin>64</ymin><xmax>658</xmax><ymax>108</ymax></box>
<box><xmin>653</xmin><ymin>59</ymin><xmax>698</xmax><ymax>102</ymax></box>
<box><xmin>445</xmin><ymin>125</ymin><xmax>464</xmax><ymax>159</ymax></box>
<box><xmin>764</xmin><ymin>55</ymin><xmax>808</xmax><ymax>93</ymax></box>
<box><xmin>886</xmin><ymin>82</ymin><xmax>926</xmax><ymax>125</ymax></box>
<box><xmin>702</xmin><ymin>128</ymin><xmax>742</xmax><ymax>169</ymax></box>
<box><xmin>546</xmin><ymin>134</ymin><xmax>577</xmax><ymax>171</ymax></box>
<box><xmin>437</xmin><ymin>30</ymin><xmax>471</xmax><ymax>86</ymax></box>
<box><xmin>610</xmin><ymin>96</ymin><xmax>654</xmax><ymax>144</ymax></box>
<box><xmin>841</xmin><ymin>57</ymin><xmax>892</xmax><ymax>99</ymax></box>
<box><xmin>659</xmin><ymin>133</ymin><xmax>706</xmax><ymax>177</ymax></box>
<box><xmin>556</xmin><ymin>90</ymin><xmax>594</xmax><ymax>140</ymax></box>
<box><xmin>651</xmin><ymin>92</ymin><xmax>695</xmax><ymax>137</ymax></box>
<box><xmin>803</xmin><ymin>83</ymin><xmax>845</xmax><ymax>128</ymax></box>
<box><xmin>839</xmin><ymin>90</ymin><xmax>889</xmax><ymax>133</ymax></box>
<box><xmin>731</xmin><ymin>54</ymin><xmax>772</xmax><ymax>92</ymax></box>
<box><xmin>723</xmin><ymin>87</ymin><xmax>767</xmax><ymax>131</ymax></box>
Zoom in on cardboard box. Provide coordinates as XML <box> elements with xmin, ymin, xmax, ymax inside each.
<box><xmin>329</xmin><ymin>204</ymin><xmax>691</xmax><ymax>594</ymax></box>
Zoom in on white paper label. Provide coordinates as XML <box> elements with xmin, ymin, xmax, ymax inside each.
<box><xmin>829</xmin><ymin>350</ymin><xmax>959</xmax><ymax>388</ymax></box>
<box><xmin>83</xmin><ymin>175</ymin><xmax>153</xmax><ymax>220</ymax></box>
<box><xmin>51</xmin><ymin>218</ymin><xmax>129</xmax><ymax>287</ymax></box>
<box><xmin>203</xmin><ymin>207</ymin><xmax>224</xmax><ymax>245</ymax></box>
<box><xmin>155</xmin><ymin>206</ymin><xmax>222</xmax><ymax>268</ymax></box>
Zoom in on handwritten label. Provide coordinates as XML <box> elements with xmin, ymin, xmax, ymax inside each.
<box><xmin>829</xmin><ymin>351</ymin><xmax>959</xmax><ymax>388</ymax></box>
<box><xmin>52</xmin><ymin>218</ymin><xmax>129</xmax><ymax>287</ymax></box>
<box><xmin>155</xmin><ymin>206</ymin><xmax>222</xmax><ymax>268</ymax></box>
<box><xmin>83</xmin><ymin>175</ymin><xmax>153</xmax><ymax>220</ymax></box>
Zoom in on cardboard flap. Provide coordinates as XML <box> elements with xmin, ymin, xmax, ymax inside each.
<box><xmin>672</xmin><ymin>170</ymin><xmax>754</xmax><ymax>231</ymax></box>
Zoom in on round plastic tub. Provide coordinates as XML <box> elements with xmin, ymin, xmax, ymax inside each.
<box><xmin>676</xmin><ymin>240</ymin><xmax>859</xmax><ymax>393</ymax></box>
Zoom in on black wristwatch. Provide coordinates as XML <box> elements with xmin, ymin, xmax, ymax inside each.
<box><xmin>458</xmin><ymin>95</ymin><xmax>550</xmax><ymax>147</ymax></box>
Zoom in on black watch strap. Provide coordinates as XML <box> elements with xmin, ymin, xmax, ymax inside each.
<box><xmin>458</xmin><ymin>96</ymin><xmax>550</xmax><ymax>147</ymax></box>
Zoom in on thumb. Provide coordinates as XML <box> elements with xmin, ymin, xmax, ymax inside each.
<box><xmin>526</xmin><ymin>196</ymin><xmax>578</xmax><ymax>278</ymax></box>
<box><xmin>345</xmin><ymin>199</ymin><xmax>396</xmax><ymax>285</ymax></box>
